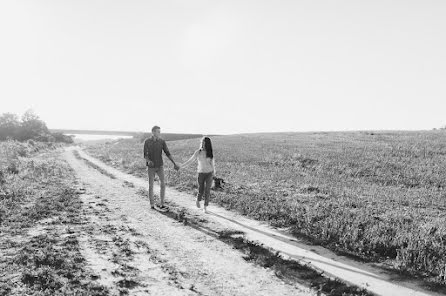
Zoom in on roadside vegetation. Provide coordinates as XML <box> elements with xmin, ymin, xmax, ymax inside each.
<box><xmin>0</xmin><ymin>110</ymin><xmax>73</xmax><ymax>143</ymax></box>
<box><xmin>84</xmin><ymin>131</ymin><xmax>446</xmax><ymax>287</ymax></box>
<box><xmin>0</xmin><ymin>141</ymin><xmax>108</xmax><ymax>295</ymax></box>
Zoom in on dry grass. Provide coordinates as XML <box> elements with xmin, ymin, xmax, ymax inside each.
<box><xmin>0</xmin><ymin>141</ymin><xmax>109</xmax><ymax>295</ymax></box>
<box><xmin>84</xmin><ymin>131</ymin><xmax>446</xmax><ymax>286</ymax></box>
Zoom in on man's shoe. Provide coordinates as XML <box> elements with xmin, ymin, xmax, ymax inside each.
<box><xmin>155</xmin><ymin>204</ymin><xmax>168</xmax><ymax>212</ymax></box>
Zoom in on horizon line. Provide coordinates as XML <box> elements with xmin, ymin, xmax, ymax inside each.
<box><xmin>50</xmin><ymin>128</ymin><xmax>443</xmax><ymax>137</ymax></box>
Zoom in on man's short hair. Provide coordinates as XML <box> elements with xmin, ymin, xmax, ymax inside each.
<box><xmin>152</xmin><ymin>125</ymin><xmax>160</xmax><ymax>132</ymax></box>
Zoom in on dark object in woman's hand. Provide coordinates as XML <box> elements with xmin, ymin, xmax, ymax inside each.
<box><xmin>213</xmin><ymin>176</ymin><xmax>225</xmax><ymax>189</ymax></box>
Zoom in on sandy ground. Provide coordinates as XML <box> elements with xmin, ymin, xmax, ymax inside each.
<box><xmin>64</xmin><ymin>148</ymin><xmax>314</xmax><ymax>296</ymax></box>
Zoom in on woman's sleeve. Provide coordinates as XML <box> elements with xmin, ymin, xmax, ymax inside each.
<box><xmin>182</xmin><ymin>150</ymin><xmax>198</xmax><ymax>168</ymax></box>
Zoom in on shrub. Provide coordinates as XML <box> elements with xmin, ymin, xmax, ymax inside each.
<box><xmin>0</xmin><ymin>110</ymin><xmax>72</xmax><ymax>143</ymax></box>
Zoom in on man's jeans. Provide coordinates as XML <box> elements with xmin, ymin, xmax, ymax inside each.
<box><xmin>148</xmin><ymin>166</ymin><xmax>165</xmax><ymax>206</ymax></box>
<box><xmin>197</xmin><ymin>172</ymin><xmax>213</xmax><ymax>206</ymax></box>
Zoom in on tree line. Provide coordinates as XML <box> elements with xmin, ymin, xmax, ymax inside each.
<box><xmin>0</xmin><ymin>110</ymin><xmax>73</xmax><ymax>143</ymax></box>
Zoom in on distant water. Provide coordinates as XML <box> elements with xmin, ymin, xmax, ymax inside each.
<box><xmin>69</xmin><ymin>134</ymin><xmax>133</xmax><ymax>141</ymax></box>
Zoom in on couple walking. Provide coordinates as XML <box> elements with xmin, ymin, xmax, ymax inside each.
<box><xmin>143</xmin><ymin>126</ymin><xmax>216</xmax><ymax>213</ymax></box>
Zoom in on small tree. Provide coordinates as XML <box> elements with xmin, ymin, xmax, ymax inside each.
<box><xmin>17</xmin><ymin>110</ymin><xmax>49</xmax><ymax>141</ymax></box>
<box><xmin>0</xmin><ymin>113</ymin><xmax>20</xmax><ymax>140</ymax></box>
<box><xmin>0</xmin><ymin>110</ymin><xmax>73</xmax><ymax>143</ymax></box>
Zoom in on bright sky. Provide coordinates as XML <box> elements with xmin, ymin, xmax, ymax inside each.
<box><xmin>1</xmin><ymin>0</ymin><xmax>445</xmax><ymax>134</ymax></box>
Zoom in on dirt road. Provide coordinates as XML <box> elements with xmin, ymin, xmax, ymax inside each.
<box><xmin>65</xmin><ymin>147</ymin><xmax>441</xmax><ymax>296</ymax></box>
<box><xmin>63</xmin><ymin>148</ymin><xmax>314</xmax><ymax>296</ymax></box>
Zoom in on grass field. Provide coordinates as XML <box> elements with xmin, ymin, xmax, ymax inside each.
<box><xmin>0</xmin><ymin>141</ymin><xmax>108</xmax><ymax>296</ymax></box>
<box><xmin>84</xmin><ymin>131</ymin><xmax>446</xmax><ymax>286</ymax></box>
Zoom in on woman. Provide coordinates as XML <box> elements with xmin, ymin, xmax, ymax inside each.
<box><xmin>180</xmin><ymin>137</ymin><xmax>215</xmax><ymax>213</ymax></box>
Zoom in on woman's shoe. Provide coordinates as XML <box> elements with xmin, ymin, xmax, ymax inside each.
<box><xmin>196</xmin><ymin>200</ymin><xmax>201</xmax><ymax>208</ymax></box>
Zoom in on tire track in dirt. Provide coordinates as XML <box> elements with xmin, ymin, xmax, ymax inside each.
<box><xmin>64</xmin><ymin>148</ymin><xmax>314</xmax><ymax>296</ymax></box>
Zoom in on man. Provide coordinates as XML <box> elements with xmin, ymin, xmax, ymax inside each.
<box><xmin>143</xmin><ymin>126</ymin><xmax>179</xmax><ymax>210</ymax></box>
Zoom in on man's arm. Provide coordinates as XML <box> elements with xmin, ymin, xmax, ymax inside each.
<box><xmin>163</xmin><ymin>140</ymin><xmax>179</xmax><ymax>170</ymax></box>
<box><xmin>143</xmin><ymin>140</ymin><xmax>153</xmax><ymax>166</ymax></box>
<box><xmin>143</xmin><ymin>140</ymin><xmax>148</xmax><ymax>159</ymax></box>
<box><xmin>167</xmin><ymin>155</ymin><xmax>178</xmax><ymax>167</ymax></box>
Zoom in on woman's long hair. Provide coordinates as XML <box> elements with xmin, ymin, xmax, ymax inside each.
<box><xmin>200</xmin><ymin>137</ymin><xmax>213</xmax><ymax>159</ymax></box>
